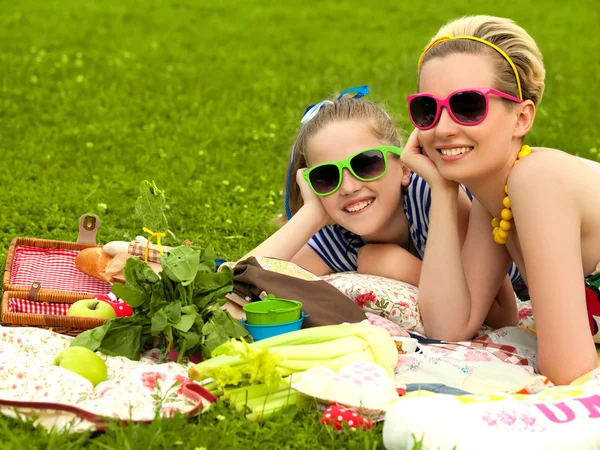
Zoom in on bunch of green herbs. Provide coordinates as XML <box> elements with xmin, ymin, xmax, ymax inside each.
<box><xmin>72</xmin><ymin>245</ymin><xmax>251</xmax><ymax>362</ymax></box>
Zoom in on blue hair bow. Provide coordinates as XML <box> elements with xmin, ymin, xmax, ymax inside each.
<box><xmin>299</xmin><ymin>86</ymin><xmax>370</xmax><ymax>125</ymax></box>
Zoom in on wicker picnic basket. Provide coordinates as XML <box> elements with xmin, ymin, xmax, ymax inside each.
<box><xmin>1</xmin><ymin>214</ymin><xmax>113</xmax><ymax>336</ymax></box>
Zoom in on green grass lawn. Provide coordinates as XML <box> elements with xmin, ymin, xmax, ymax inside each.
<box><xmin>0</xmin><ymin>0</ymin><xmax>598</xmax><ymax>448</ymax></box>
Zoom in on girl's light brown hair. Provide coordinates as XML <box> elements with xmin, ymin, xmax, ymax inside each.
<box><xmin>281</xmin><ymin>97</ymin><xmax>403</xmax><ymax>223</ymax></box>
<box><xmin>419</xmin><ymin>15</ymin><xmax>546</xmax><ymax>106</ymax></box>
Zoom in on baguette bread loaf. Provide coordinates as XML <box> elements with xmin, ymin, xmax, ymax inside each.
<box><xmin>75</xmin><ymin>247</ymin><xmax>163</xmax><ymax>284</ymax></box>
<box><xmin>75</xmin><ymin>247</ymin><xmax>113</xmax><ymax>282</ymax></box>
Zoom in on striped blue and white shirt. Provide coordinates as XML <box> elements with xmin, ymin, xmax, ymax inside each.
<box><xmin>307</xmin><ymin>172</ymin><xmax>523</xmax><ymax>287</ymax></box>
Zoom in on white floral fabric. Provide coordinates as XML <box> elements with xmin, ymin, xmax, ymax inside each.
<box><xmin>0</xmin><ymin>326</ymin><xmax>213</xmax><ymax>433</ymax></box>
<box><xmin>323</xmin><ymin>273</ymin><xmax>424</xmax><ymax>334</ymax></box>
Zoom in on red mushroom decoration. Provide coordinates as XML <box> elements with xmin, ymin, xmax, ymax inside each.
<box><xmin>94</xmin><ymin>294</ymin><xmax>134</xmax><ymax>318</ymax></box>
<box><xmin>320</xmin><ymin>405</ymin><xmax>374</xmax><ymax>431</ymax></box>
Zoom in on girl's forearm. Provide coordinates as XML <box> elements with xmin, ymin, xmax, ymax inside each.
<box><xmin>242</xmin><ymin>206</ymin><xmax>326</xmax><ymax>261</ymax></box>
<box><xmin>418</xmin><ymin>187</ymin><xmax>472</xmax><ymax>340</ymax></box>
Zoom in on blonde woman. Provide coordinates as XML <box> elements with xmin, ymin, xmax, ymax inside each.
<box><xmin>402</xmin><ymin>16</ymin><xmax>600</xmax><ymax>384</ymax></box>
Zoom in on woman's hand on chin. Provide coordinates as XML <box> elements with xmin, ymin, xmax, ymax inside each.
<box><xmin>401</xmin><ymin>128</ymin><xmax>457</xmax><ymax>192</ymax></box>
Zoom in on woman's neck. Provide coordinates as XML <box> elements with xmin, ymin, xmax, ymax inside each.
<box><xmin>462</xmin><ymin>153</ymin><xmax>519</xmax><ymax>217</ymax></box>
<box><xmin>360</xmin><ymin>208</ymin><xmax>411</xmax><ymax>250</ymax></box>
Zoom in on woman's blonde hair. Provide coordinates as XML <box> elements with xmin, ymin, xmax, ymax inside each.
<box><xmin>419</xmin><ymin>16</ymin><xmax>546</xmax><ymax>106</ymax></box>
<box><xmin>281</xmin><ymin>97</ymin><xmax>403</xmax><ymax>223</ymax></box>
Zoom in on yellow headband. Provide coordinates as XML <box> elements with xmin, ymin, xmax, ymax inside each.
<box><xmin>417</xmin><ymin>35</ymin><xmax>523</xmax><ymax>101</ymax></box>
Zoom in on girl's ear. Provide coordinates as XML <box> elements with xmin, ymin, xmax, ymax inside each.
<box><xmin>513</xmin><ymin>100</ymin><xmax>536</xmax><ymax>139</ymax></box>
<box><xmin>400</xmin><ymin>162</ymin><xmax>411</xmax><ymax>187</ymax></box>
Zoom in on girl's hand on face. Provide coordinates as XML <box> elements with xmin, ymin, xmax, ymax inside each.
<box><xmin>401</xmin><ymin>129</ymin><xmax>453</xmax><ymax>190</ymax></box>
<box><xmin>296</xmin><ymin>168</ymin><xmax>332</xmax><ymax>227</ymax></box>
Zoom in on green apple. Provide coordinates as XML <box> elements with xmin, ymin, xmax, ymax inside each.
<box><xmin>53</xmin><ymin>346</ymin><xmax>108</xmax><ymax>387</ymax></box>
<box><xmin>67</xmin><ymin>299</ymin><xmax>116</xmax><ymax>319</ymax></box>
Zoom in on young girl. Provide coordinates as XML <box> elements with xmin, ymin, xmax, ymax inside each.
<box><xmin>246</xmin><ymin>87</ymin><xmax>519</xmax><ymax>328</ymax></box>
<box><xmin>402</xmin><ymin>15</ymin><xmax>600</xmax><ymax>384</ymax></box>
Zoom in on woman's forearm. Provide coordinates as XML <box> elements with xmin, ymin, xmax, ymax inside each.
<box><xmin>484</xmin><ymin>276</ymin><xmax>518</xmax><ymax>328</ymax></box>
<box><xmin>418</xmin><ymin>187</ymin><xmax>472</xmax><ymax>340</ymax></box>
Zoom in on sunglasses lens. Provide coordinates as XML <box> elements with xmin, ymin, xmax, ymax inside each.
<box><xmin>351</xmin><ymin>150</ymin><xmax>385</xmax><ymax>180</ymax></box>
<box><xmin>309</xmin><ymin>165</ymin><xmax>340</xmax><ymax>194</ymax></box>
<box><xmin>409</xmin><ymin>96</ymin><xmax>438</xmax><ymax>128</ymax></box>
<box><xmin>449</xmin><ymin>91</ymin><xmax>487</xmax><ymax>124</ymax></box>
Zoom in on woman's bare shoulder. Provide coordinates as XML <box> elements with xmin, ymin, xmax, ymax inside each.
<box><xmin>512</xmin><ymin>147</ymin><xmax>600</xmax><ymax>181</ymax></box>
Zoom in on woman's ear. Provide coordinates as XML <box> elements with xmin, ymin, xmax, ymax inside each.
<box><xmin>513</xmin><ymin>100</ymin><xmax>536</xmax><ymax>139</ymax></box>
<box><xmin>400</xmin><ymin>162</ymin><xmax>411</xmax><ymax>187</ymax></box>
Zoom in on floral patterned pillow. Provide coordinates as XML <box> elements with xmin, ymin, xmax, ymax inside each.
<box><xmin>323</xmin><ymin>273</ymin><xmax>540</xmax><ymax>339</ymax></box>
<box><xmin>322</xmin><ymin>272</ymin><xmax>425</xmax><ymax>334</ymax></box>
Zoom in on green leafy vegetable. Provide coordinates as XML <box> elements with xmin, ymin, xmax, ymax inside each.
<box><xmin>71</xmin><ymin>245</ymin><xmax>251</xmax><ymax>362</ymax></box>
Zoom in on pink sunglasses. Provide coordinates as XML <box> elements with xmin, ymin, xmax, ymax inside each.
<box><xmin>407</xmin><ymin>88</ymin><xmax>523</xmax><ymax>130</ymax></box>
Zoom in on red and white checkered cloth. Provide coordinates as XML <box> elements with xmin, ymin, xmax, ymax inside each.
<box><xmin>8</xmin><ymin>298</ymin><xmax>70</xmax><ymax>315</ymax></box>
<box><xmin>9</xmin><ymin>245</ymin><xmax>112</xmax><ymax>294</ymax></box>
<box><xmin>8</xmin><ymin>245</ymin><xmax>113</xmax><ymax>315</ymax></box>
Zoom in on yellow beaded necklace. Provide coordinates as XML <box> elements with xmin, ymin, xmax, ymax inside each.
<box><xmin>491</xmin><ymin>144</ymin><xmax>532</xmax><ymax>244</ymax></box>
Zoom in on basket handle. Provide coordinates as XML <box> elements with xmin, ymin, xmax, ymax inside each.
<box><xmin>77</xmin><ymin>214</ymin><xmax>101</xmax><ymax>244</ymax></box>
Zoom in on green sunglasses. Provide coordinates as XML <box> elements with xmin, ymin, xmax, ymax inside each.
<box><xmin>302</xmin><ymin>146</ymin><xmax>403</xmax><ymax>196</ymax></box>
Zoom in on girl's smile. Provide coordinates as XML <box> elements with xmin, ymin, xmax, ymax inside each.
<box><xmin>342</xmin><ymin>197</ymin><xmax>375</xmax><ymax>214</ymax></box>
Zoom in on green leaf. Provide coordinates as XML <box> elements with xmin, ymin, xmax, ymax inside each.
<box><xmin>99</xmin><ymin>325</ymin><xmax>143</xmax><ymax>360</ymax></box>
<box><xmin>199</xmin><ymin>246</ymin><xmax>217</xmax><ymax>267</ymax></box>
<box><xmin>163</xmin><ymin>301</ymin><xmax>182</xmax><ymax>323</ymax></box>
<box><xmin>113</xmin><ymin>257</ymin><xmax>161</xmax><ymax>309</ymax></box>
<box><xmin>172</xmin><ymin>313</ymin><xmax>196</xmax><ymax>332</ymax></box>
<box><xmin>125</xmin><ymin>257</ymin><xmax>161</xmax><ymax>289</ymax></box>
<box><xmin>112</xmin><ymin>282</ymin><xmax>147</xmax><ymax>309</ymax></box>
<box><xmin>71</xmin><ymin>316</ymin><xmax>147</xmax><ymax>361</ymax></box>
<box><xmin>151</xmin><ymin>309</ymin><xmax>169</xmax><ymax>335</ymax></box>
<box><xmin>177</xmin><ymin>283</ymin><xmax>190</xmax><ymax>304</ymax></box>
<box><xmin>70</xmin><ymin>321</ymin><xmax>111</xmax><ymax>351</ymax></box>
<box><xmin>193</xmin><ymin>267</ymin><xmax>233</xmax><ymax>294</ymax></box>
<box><xmin>150</xmin><ymin>283</ymin><xmax>169</xmax><ymax>312</ymax></box>
<box><xmin>211</xmin><ymin>307</ymin><xmax>250</xmax><ymax>340</ymax></box>
<box><xmin>161</xmin><ymin>246</ymin><xmax>200</xmax><ymax>286</ymax></box>
<box><xmin>194</xmin><ymin>314</ymin><xmax>205</xmax><ymax>331</ymax></box>
<box><xmin>201</xmin><ymin>322</ymin><xmax>215</xmax><ymax>336</ymax></box>
<box><xmin>181</xmin><ymin>305</ymin><xmax>197</xmax><ymax>315</ymax></box>
<box><xmin>182</xmin><ymin>331</ymin><xmax>200</xmax><ymax>351</ymax></box>
<box><xmin>202</xmin><ymin>331</ymin><xmax>229</xmax><ymax>359</ymax></box>
<box><xmin>199</xmin><ymin>309</ymin><xmax>251</xmax><ymax>359</ymax></box>
<box><xmin>195</xmin><ymin>288</ymin><xmax>233</xmax><ymax>314</ymax></box>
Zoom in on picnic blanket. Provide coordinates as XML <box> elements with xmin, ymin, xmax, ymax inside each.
<box><xmin>0</xmin><ymin>326</ymin><xmax>215</xmax><ymax>433</ymax></box>
<box><xmin>2</xmin><ymin>298</ymin><xmax>598</xmax><ymax>446</ymax></box>
<box><xmin>395</xmin><ymin>327</ymin><xmax>539</xmax><ymax>394</ymax></box>
<box><xmin>0</xmin><ymin>312</ymin><xmax>403</xmax><ymax>433</ymax></box>
<box><xmin>383</xmin><ymin>376</ymin><xmax>600</xmax><ymax>450</ymax></box>
<box><xmin>382</xmin><ymin>303</ymin><xmax>600</xmax><ymax>450</ymax></box>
